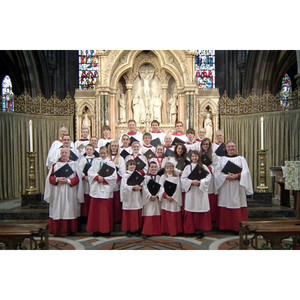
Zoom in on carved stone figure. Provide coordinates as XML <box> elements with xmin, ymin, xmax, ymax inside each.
<box><xmin>204</xmin><ymin>112</ymin><xmax>213</xmax><ymax>141</ymax></box>
<box><xmin>82</xmin><ymin>108</ymin><xmax>91</xmax><ymax>134</ymax></box>
<box><xmin>168</xmin><ymin>93</ymin><xmax>178</xmax><ymax>124</ymax></box>
<box><xmin>117</xmin><ymin>83</ymin><xmax>126</xmax><ymax>123</ymax></box>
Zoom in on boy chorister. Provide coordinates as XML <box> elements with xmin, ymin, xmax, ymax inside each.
<box><xmin>158</xmin><ymin>162</ymin><xmax>183</xmax><ymax>236</ymax></box>
<box><xmin>125</xmin><ymin>141</ymin><xmax>148</xmax><ymax>176</ymax></box>
<box><xmin>120</xmin><ymin>160</ymin><xmax>144</xmax><ymax>237</ymax></box>
<box><xmin>140</xmin><ymin>132</ymin><xmax>156</xmax><ymax>156</ymax></box>
<box><xmin>141</xmin><ymin>161</ymin><xmax>162</xmax><ymax>237</ymax></box>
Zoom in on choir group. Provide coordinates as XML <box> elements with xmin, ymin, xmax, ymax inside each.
<box><xmin>44</xmin><ymin>119</ymin><xmax>254</xmax><ymax>238</ymax></box>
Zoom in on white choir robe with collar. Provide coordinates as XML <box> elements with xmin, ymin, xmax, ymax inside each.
<box><xmin>158</xmin><ymin>174</ymin><xmax>183</xmax><ymax>236</ymax></box>
<box><xmin>120</xmin><ymin>171</ymin><xmax>144</xmax><ymax>232</ymax></box>
<box><xmin>214</xmin><ymin>155</ymin><xmax>253</xmax><ymax>231</ymax></box>
<box><xmin>45</xmin><ymin>139</ymin><xmax>74</xmax><ymax>168</ymax></box>
<box><xmin>141</xmin><ymin>144</ymin><xmax>156</xmax><ymax>156</ymax></box>
<box><xmin>171</xmin><ymin>132</ymin><xmax>188</xmax><ymax>143</ymax></box>
<box><xmin>125</xmin><ymin>153</ymin><xmax>148</xmax><ymax>176</ymax></box>
<box><xmin>150</xmin><ymin>131</ymin><xmax>166</xmax><ymax>145</ymax></box>
<box><xmin>109</xmin><ymin>154</ymin><xmax>126</xmax><ymax>223</ymax></box>
<box><xmin>119</xmin><ymin>131</ymin><xmax>143</xmax><ymax>146</ymax></box>
<box><xmin>86</xmin><ymin>157</ymin><xmax>117</xmax><ymax>233</ymax></box>
<box><xmin>185</xmin><ymin>141</ymin><xmax>200</xmax><ymax>154</ymax></box>
<box><xmin>74</xmin><ymin>139</ymin><xmax>90</xmax><ymax>154</ymax></box>
<box><xmin>141</xmin><ymin>174</ymin><xmax>162</xmax><ymax>236</ymax></box>
<box><xmin>79</xmin><ymin>155</ymin><xmax>95</xmax><ymax>217</ymax></box>
<box><xmin>98</xmin><ymin>138</ymin><xmax>115</xmax><ymax>149</ymax></box>
<box><xmin>44</xmin><ymin>160</ymin><xmax>84</xmax><ymax>236</ymax></box>
<box><xmin>181</xmin><ymin>163</ymin><xmax>212</xmax><ymax>232</ymax></box>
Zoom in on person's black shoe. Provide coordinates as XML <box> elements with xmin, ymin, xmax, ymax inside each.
<box><xmin>93</xmin><ymin>232</ymin><xmax>100</xmax><ymax>237</ymax></box>
<box><xmin>196</xmin><ymin>232</ymin><xmax>205</xmax><ymax>239</ymax></box>
<box><xmin>133</xmin><ymin>231</ymin><xmax>141</xmax><ymax>237</ymax></box>
<box><xmin>142</xmin><ymin>235</ymin><xmax>148</xmax><ymax>239</ymax></box>
<box><xmin>126</xmin><ymin>231</ymin><xmax>132</xmax><ymax>237</ymax></box>
<box><xmin>103</xmin><ymin>232</ymin><xmax>111</xmax><ymax>237</ymax></box>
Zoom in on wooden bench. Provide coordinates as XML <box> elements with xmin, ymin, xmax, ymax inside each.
<box><xmin>0</xmin><ymin>223</ymin><xmax>49</xmax><ymax>250</ymax></box>
<box><xmin>239</xmin><ymin>220</ymin><xmax>300</xmax><ymax>250</ymax></box>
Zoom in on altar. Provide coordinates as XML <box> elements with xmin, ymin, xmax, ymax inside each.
<box><xmin>74</xmin><ymin>50</ymin><xmax>220</xmax><ymax>140</ymax></box>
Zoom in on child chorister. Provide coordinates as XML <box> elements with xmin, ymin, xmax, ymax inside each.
<box><xmin>181</xmin><ymin>150</ymin><xmax>212</xmax><ymax>237</ymax></box>
<box><xmin>120</xmin><ymin>159</ymin><xmax>144</xmax><ymax>237</ymax></box>
<box><xmin>141</xmin><ymin>161</ymin><xmax>162</xmax><ymax>237</ymax></box>
<box><xmin>78</xmin><ymin>144</ymin><xmax>95</xmax><ymax>218</ymax></box>
<box><xmin>125</xmin><ymin>141</ymin><xmax>148</xmax><ymax>176</ymax></box>
<box><xmin>108</xmin><ymin>140</ymin><xmax>126</xmax><ymax>224</ymax></box>
<box><xmin>158</xmin><ymin>162</ymin><xmax>183</xmax><ymax>236</ymax></box>
<box><xmin>87</xmin><ymin>146</ymin><xmax>117</xmax><ymax>236</ymax></box>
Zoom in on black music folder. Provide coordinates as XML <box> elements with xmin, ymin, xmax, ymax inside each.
<box><xmin>201</xmin><ymin>153</ymin><xmax>212</xmax><ymax>166</ymax></box>
<box><xmin>97</xmin><ymin>164</ymin><xmax>115</xmax><ymax>177</ymax></box>
<box><xmin>176</xmin><ymin>157</ymin><xmax>191</xmax><ymax>171</ymax></box>
<box><xmin>221</xmin><ymin>160</ymin><xmax>242</xmax><ymax>174</ymax></box>
<box><xmin>147</xmin><ymin>179</ymin><xmax>161</xmax><ymax>196</ymax></box>
<box><xmin>164</xmin><ymin>148</ymin><xmax>174</xmax><ymax>157</ymax></box>
<box><xmin>54</xmin><ymin>163</ymin><xmax>74</xmax><ymax>178</ymax></box>
<box><xmin>143</xmin><ymin>149</ymin><xmax>156</xmax><ymax>160</ymax></box>
<box><xmin>82</xmin><ymin>163</ymin><xmax>92</xmax><ymax>176</ymax></box>
<box><xmin>172</xmin><ymin>137</ymin><xmax>185</xmax><ymax>146</ymax></box>
<box><xmin>129</xmin><ymin>136</ymin><xmax>139</xmax><ymax>146</ymax></box>
<box><xmin>157</xmin><ymin>168</ymin><xmax>165</xmax><ymax>176</ymax></box>
<box><xmin>127</xmin><ymin>171</ymin><xmax>145</xmax><ymax>186</ymax></box>
<box><xmin>69</xmin><ymin>150</ymin><xmax>78</xmax><ymax>161</ymax></box>
<box><xmin>120</xmin><ymin>149</ymin><xmax>130</xmax><ymax>159</ymax></box>
<box><xmin>134</xmin><ymin>156</ymin><xmax>146</xmax><ymax>171</ymax></box>
<box><xmin>215</xmin><ymin>143</ymin><xmax>227</xmax><ymax>157</ymax></box>
<box><xmin>150</xmin><ymin>138</ymin><xmax>161</xmax><ymax>148</ymax></box>
<box><xmin>163</xmin><ymin>180</ymin><xmax>177</xmax><ymax>197</ymax></box>
<box><xmin>188</xmin><ymin>164</ymin><xmax>209</xmax><ymax>180</ymax></box>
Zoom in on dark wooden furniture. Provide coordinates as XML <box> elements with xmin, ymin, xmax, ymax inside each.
<box><xmin>239</xmin><ymin>220</ymin><xmax>300</xmax><ymax>250</ymax></box>
<box><xmin>0</xmin><ymin>223</ymin><xmax>49</xmax><ymax>250</ymax></box>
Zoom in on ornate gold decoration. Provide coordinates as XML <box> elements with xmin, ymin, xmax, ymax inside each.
<box><xmin>26</xmin><ymin>151</ymin><xmax>38</xmax><ymax>195</ymax></box>
<box><xmin>14</xmin><ymin>91</ymin><xmax>75</xmax><ymax>116</ymax></box>
<box><xmin>219</xmin><ymin>88</ymin><xmax>300</xmax><ymax>115</ymax></box>
<box><xmin>256</xmin><ymin>150</ymin><xmax>269</xmax><ymax>193</ymax></box>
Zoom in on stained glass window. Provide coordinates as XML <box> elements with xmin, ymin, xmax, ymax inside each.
<box><xmin>79</xmin><ymin>50</ymin><xmax>99</xmax><ymax>90</ymax></box>
<box><xmin>2</xmin><ymin>75</ymin><xmax>14</xmax><ymax>112</ymax></box>
<box><xmin>195</xmin><ymin>50</ymin><xmax>215</xmax><ymax>89</ymax></box>
<box><xmin>280</xmin><ymin>73</ymin><xmax>292</xmax><ymax>110</ymax></box>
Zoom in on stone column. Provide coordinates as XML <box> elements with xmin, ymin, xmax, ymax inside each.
<box><xmin>126</xmin><ymin>84</ymin><xmax>133</xmax><ymax>120</ymax></box>
<box><xmin>162</xmin><ymin>84</ymin><xmax>168</xmax><ymax>124</ymax></box>
<box><xmin>110</xmin><ymin>92</ymin><xmax>117</xmax><ymax>139</ymax></box>
<box><xmin>295</xmin><ymin>50</ymin><xmax>300</xmax><ymax>91</ymax></box>
<box><xmin>177</xmin><ymin>93</ymin><xmax>185</xmax><ymax>128</ymax></box>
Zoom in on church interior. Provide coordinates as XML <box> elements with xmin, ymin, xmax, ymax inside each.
<box><xmin>0</xmin><ymin>49</ymin><xmax>299</xmax><ymax>251</ymax></box>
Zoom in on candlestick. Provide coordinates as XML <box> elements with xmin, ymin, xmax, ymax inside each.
<box><xmin>256</xmin><ymin>149</ymin><xmax>269</xmax><ymax>193</ymax></box>
<box><xmin>29</xmin><ymin>119</ymin><xmax>33</xmax><ymax>152</ymax></box>
<box><xmin>260</xmin><ymin>116</ymin><xmax>264</xmax><ymax>150</ymax></box>
<box><xmin>26</xmin><ymin>151</ymin><xmax>38</xmax><ymax>195</ymax></box>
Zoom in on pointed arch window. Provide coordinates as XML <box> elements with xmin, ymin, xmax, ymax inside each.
<box><xmin>78</xmin><ymin>50</ymin><xmax>99</xmax><ymax>90</ymax></box>
<box><xmin>280</xmin><ymin>73</ymin><xmax>292</xmax><ymax>110</ymax></box>
<box><xmin>2</xmin><ymin>75</ymin><xmax>14</xmax><ymax>112</ymax></box>
<box><xmin>195</xmin><ymin>50</ymin><xmax>215</xmax><ymax>89</ymax></box>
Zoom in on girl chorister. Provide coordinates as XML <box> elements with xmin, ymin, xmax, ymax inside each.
<box><xmin>125</xmin><ymin>141</ymin><xmax>148</xmax><ymax>176</ymax></box>
<box><xmin>141</xmin><ymin>161</ymin><xmax>162</xmax><ymax>237</ymax></box>
<box><xmin>120</xmin><ymin>160</ymin><xmax>144</xmax><ymax>237</ymax></box>
<box><xmin>158</xmin><ymin>162</ymin><xmax>183</xmax><ymax>236</ymax></box>
<box><xmin>107</xmin><ymin>140</ymin><xmax>126</xmax><ymax>224</ymax></box>
<box><xmin>199</xmin><ymin>137</ymin><xmax>220</xmax><ymax>224</ymax></box>
<box><xmin>181</xmin><ymin>150</ymin><xmax>212</xmax><ymax>237</ymax></box>
<box><xmin>149</xmin><ymin>144</ymin><xmax>168</xmax><ymax>174</ymax></box>
<box><xmin>87</xmin><ymin>146</ymin><xmax>117</xmax><ymax>236</ymax></box>
<box><xmin>78</xmin><ymin>144</ymin><xmax>95</xmax><ymax>219</ymax></box>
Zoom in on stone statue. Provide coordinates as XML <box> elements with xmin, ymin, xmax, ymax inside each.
<box><xmin>152</xmin><ymin>93</ymin><xmax>162</xmax><ymax>122</ymax></box>
<box><xmin>204</xmin><ymin>112</ymin><xmax>213</xmax><ymax>141</ymax></box>
<box><xmin>82</xmin><ymin>108</ymin><xmax>91</xmax><ymax>134</ymax></box>
<box><xmin>132</xmin><ymin>64</ymin><xmax>162</xmax><ymax>123</ymax></box>
<box><xmin>117</xmin><ymin>83</ymin><xmax>126</xmax><ymax>123</ymax></box>
<box><xmin>168</xmin><ymin>93</ymin><xmax>178</xmax><ymax>124</ymax></box>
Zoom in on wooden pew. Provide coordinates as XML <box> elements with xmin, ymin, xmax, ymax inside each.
<box><xmin>239</xmin><ymin>220</ymin><xmax>300</xmax><ymax>250</ymax></box>
<box><xmin>0</xmin><ymin>223</ymin><xmax>49</xmax><ymax>250</ymax></box>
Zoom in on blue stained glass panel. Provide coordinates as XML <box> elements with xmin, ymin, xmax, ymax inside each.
<box><xmin>195</xmin><ymin>50</ymin><xmax>215</xmax><ymax>89</ymax></box>
<box><xmin>79</xmin><ymin>50</ymin><xmax>99</xmax><ymax>90</ymax></box>
<box><xmin>2</xmin><ymin>75</ymin><xmax>14</xmax><ymax>112</ymax></box>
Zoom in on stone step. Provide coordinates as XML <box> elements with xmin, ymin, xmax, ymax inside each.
<box><xmin>0</xmin><ymin>208</ymin><xmax>49</xmax><ymax>220</ymax></box>
<box><xmin>248</xmin><ymin>206</ymin><xmax>296</xmax><ymax>220</ymax></box>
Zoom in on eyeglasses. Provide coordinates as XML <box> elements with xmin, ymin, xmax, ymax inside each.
<box><xmin>202</xmin><ymin>143</ymin><xmax>209</xmax><ymax>146</ymax></box>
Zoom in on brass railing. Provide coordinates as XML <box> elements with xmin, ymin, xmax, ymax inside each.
<box><xmin>219</xmin><ymin>88</ymin><xmax>300</xmax><ymax>115</ymax></box>
<box><xmin>13</xmin><ymin>90</ymin><xmax>75</xmax><ymax>116</ymax></box>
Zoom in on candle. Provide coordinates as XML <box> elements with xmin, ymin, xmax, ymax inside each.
<box><xmin>260</xmin><ymin>116</ymin><xmax>264</xmax><ymax>150</ymax></box>
<box><xmin>29</xmin><ymin>120</ymin><xmax>33</xmax><ymax>152</ymax></box>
